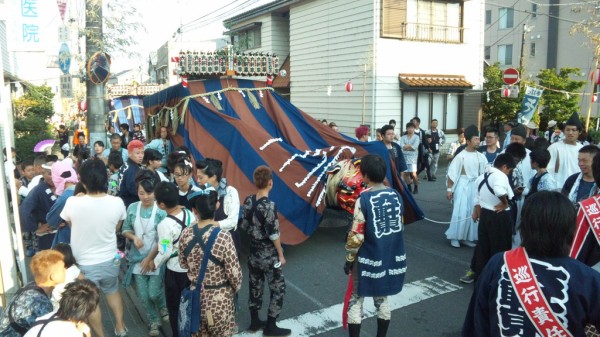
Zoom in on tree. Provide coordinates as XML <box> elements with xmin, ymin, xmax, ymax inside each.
<box><xmin>536</xmin><ymin>68</ymin><xmax>586</xmax><ymax>128</ymax></box>
<box><xmin>481</xmin><ymin>63</ymin><xmax>521</xmax><ymax>124</ymax></box>
<box><xmin>12</xmin><ymin>85</ymin><xmax>55</xmax><ymax>161</ymax></box>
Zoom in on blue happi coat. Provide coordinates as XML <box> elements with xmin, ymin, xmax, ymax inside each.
<box><xmin>462</xmin><ymin>253</ymin><xmax>600</xmax><ymax>337</ymax></box>
<box><xmin>357</xmin><ymin>188</ymin><xmax>407</xmax><ymax>297</ymax></box>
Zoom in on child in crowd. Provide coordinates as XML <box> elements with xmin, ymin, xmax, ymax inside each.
<box><xmin>122</xmin><ymin>170</ymin><xmax>168</xmax><ymax>337</ymax></box>
<box><xmin>172</xmin><ymin>159</ymin><xmax>200</xmax><ymax>211</ymax></box>
<box><xmin>240</xmin><ymin>166</ymin><xmax>290</xmax><ymax>336</ymax></box>
<box><xmin>51</xmin><ymin>243</ymin><xmax>83</xmax><ymax>310</ymax></box>
<box><xmin>18</xmin><ymin>159</ymin><xmax>35</xmax><ymax>200</ymax></box>
<box><xmin>132</xmin><ymin>123</ymin><xmax>146</xmax><ymax>144</ymax></box>
<box><xmin>179</xmin><ymin>186</ymin><xmax>242</xmax><ymax>337</ymax></box>
<box><xmin>143</xmin><ymin>149</ymin><xmax>168</xmax><ymax>183</ymax></box>
<box><xmin>107</xmin><ymin>150</ymin><xmax>124</xmax><ymax>196</ymax></box>
<box><xmin>527</xmin><ymin>148</ymin><xmax>556</xmax><ymax>197</ymax></box>
<box><xmin>0</xmin><ymin>250</ymin><xmax>66</xmax><ymax>335</ymax></box>
<box><xmin>153</xmin><ymin>181</ymin><xmax>196</xmax><ymax>337</ymax></box>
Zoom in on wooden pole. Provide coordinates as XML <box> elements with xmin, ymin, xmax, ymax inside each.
<box><xmin>361</xmin><ymin>64</ymin><xmax>367</xmax><ymax>125</ymax></box>
<box><xmin>585</xmin><ymin>44</ymin><xmax>599</xmax><ymax>133</ymax></box>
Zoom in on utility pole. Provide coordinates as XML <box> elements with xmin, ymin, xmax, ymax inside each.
<box><xmin>519</xmin><ymin>24</ymin><xmax>530</xmax><ymax>89</ymax></box>
<box><xmin>585</xmin><ymin>43</ymin><xmax>600</xmax><ymax>132</ymax></box>
<box><xmin>85</xmin><ymin>0</ymin><xmax>106</xmax><ymax>148</ymax></box>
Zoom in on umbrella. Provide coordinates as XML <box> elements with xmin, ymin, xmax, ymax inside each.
<box><xmin>33</xmin><ymin>139</ymin><xmax>56</xmax><ymax>153</ymax></box>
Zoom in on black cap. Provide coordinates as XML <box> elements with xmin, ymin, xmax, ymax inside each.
<box><xmin>512</xmin><ymin>124</ymin><xmax>527</xmax><ymax>139</ymax></box>
<box><xmin>565</xmin><ymin>112</ymin><xmax>583</xmax><ymax>130</ymax></box>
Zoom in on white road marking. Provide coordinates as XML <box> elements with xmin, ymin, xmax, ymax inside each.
<box><xmin>234</xmin><ymin>276</ymin><xmax>461</xmax><ymax>337</ymax></box>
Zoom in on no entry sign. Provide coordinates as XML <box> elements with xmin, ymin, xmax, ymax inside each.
<box><xmin>503</xmin><ymin>68</ymin><xmax>520</xmax><ymax>85</ymax></box>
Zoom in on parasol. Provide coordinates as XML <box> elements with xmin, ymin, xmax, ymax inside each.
<box><xmin>33</xmin><ymin>139</ymin><xmax>56</xmax><ymax>153</ymax></box>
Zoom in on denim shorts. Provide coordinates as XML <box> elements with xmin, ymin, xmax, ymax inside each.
<box><xmin>79</xmin><ymin>259</ymin><xmax>119</xmax><ymax>294</ymax></box>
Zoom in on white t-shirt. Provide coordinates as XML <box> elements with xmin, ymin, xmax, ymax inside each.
<box><xmin>61</xmin><ymin>194</ymin><xmax>126</xmax><ymax>265</ymax></box>
<box><xmin>51</xmin><ymin>265</ymin><xmax>81</xmax><ymax>310</ymax></box>
<box><xmin>24</xmin><ymin>312</ymin><xmax>90</xmax><ymax>337</ymax></box>
<box><xmin>154</xmin><ymin>209</ymin><xmax>196</xmax><ymax>273</ymax></box>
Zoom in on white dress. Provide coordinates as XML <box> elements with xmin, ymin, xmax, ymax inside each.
<box><xmin>547</xmin><ymin>140</ymin><xmax>583</xmax><ymax>187</ymax></box>
<box><xmin>445</xmin><ymin>150</ymin><xmax>487</xmax><ymax>242</ymax></box>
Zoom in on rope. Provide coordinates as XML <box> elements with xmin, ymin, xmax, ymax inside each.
<box><xmin>422</xmin><ymin>216</ymin><xmax>472</xmax><ymax>225</ymax></box>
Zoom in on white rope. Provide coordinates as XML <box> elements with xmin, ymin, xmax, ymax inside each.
<box><xmin>422</xmin><ymin>216</ymin><xmax>472</xmax><ymax>225</ymax></box>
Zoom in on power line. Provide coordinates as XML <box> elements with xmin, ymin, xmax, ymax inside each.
<box><xmin>178</xmin><ymin>0</ymin><xmax>262</xmax><ymax>34</ymax></box>
<box><xmin>487</xmin><ymin>15</ymin><xmax>531</xmax><ymax>48</ymax></box>
<box><xmin>179</xmin><ymin>0</ymin><xmax>243</xmax><ymax>30</ymax></box>
<box><xmin>485</xmin><ymin>0</ymin><xmax>523</xmax><ymax>32</ymax></box>
<box><xmin>486</xmin><ymin>1</ymin><xmax>581</xmax><ymax>23</ymax></box>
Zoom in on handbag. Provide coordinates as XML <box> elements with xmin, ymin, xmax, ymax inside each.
<box><xmin>178</xmin><ymin>225</ymin><xmax>220</xmax><ymax>337</ymax></box>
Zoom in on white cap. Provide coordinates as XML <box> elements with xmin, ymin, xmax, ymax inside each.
<box><xmin>548</xmin><ymin>120</ymin><xmax>557</xmax><ymax>127</ymax></box>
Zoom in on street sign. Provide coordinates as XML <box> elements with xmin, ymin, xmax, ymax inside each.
<box><xmin>58</xmin><ymin>43</ymin><xmax>71</xmax><ymax>75</ymax></box>
<box><xmin>503</xmin><ymin>68</ymin><xmax>520</xmax><ymax>85</ymax></box>
<box><xmin>60</xmin><ymin>75</ymin><xmax>72</xmax><ymax>98</ymax></box>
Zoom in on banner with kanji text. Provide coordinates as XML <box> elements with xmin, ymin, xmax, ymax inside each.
<box><xmin>517</xmin><ymin>86</ymin><xmax>544</xmax><ymax>124</ymax></box>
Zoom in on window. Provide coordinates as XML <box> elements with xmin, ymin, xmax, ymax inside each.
<box><xmin>531</xmin><ymin>3</ymin><xmax>538</xmax><ymax>17</ymax></box>
<box><xmin>382</xmin><ymin>0</ymin><xmax>464</xmax><ymax>43</ymax></box>
<box><xmin>484</xmin><ymin>46</ymin><xmax>491</xmax><ymax>59</ymax></box>
<box><xmin>530</xmin><ymin>42</ymin><xmax>536</xmax><ymax>56</ymax></box>
<box><xmin>498</xmin><ymin>44</ymin><xmax>513</xmax><ymax>65</ymax></box>
<box><xmin>485</xmin><ymin>10</ymin><xmax>492</xmax><ymax>25</ymax></box>
<box><xmin>498</xmin><ymin>8</ymin><xmax>514</xmax><ymax>29</ymax></box>
<box><xmin>402</xmin><ymin>92</ymin><xmax>461</xmax><ymax>131</ymax></box>
<box><xmin>232</xmin><ymin>27</ymin><xmax>261</xmax><ymax>50</ymax></box>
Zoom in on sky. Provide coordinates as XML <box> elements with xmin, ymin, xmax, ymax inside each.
<box><xmin>111</xmin><ymin>0</ymin><xmax>274</xmax><ymax>72</ymax></box>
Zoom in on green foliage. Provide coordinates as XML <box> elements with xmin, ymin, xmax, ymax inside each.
<box><xmin>536</xmin><ymin>68</ymin><xmax>586</xmax><ymax>128</ymax></box>
<box><xmin>482</xmin><ymin>63</ymin><xmax>521</xmax><ymax>123</ymax></box>
<box><xmin>12</xmin><ymin>84</ymin><xmax>55</xmax><ymax>161</ymax></box>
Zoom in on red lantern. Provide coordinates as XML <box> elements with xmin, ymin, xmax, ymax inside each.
<box><xmin>502</xmin><ymin>88</ymin><xmax>511</xmax><ymax>98</ymax></box>
<box><xmin>78</xmin><ymin>99</ymin><xmax>87</xmax><ymax>111</ymax></box>
<box><xmin>266</xmin><ymin>75</ymin><xmax>273</xmax><ymax>86</ymax></box>
<box><xmin>181</xmin><ymin>75</ymin><xmax>188</xmax><ymax>88</ymax></box>
<box><xmin>345</xmin><ymin>80</ymin><xmax>353</xmax><ymax>92</ymax></box>
<box><xmin>594</xmin><ymin>68</ymin><xmax>600</xmax><ymax>85</ymax></box>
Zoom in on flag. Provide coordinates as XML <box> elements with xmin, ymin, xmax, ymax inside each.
<box><xmin>517</xmin><ymin>86</ymin><xmax>544</xmax><ymax>124</ymax></box>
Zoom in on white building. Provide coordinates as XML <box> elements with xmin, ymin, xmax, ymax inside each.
<box><xmin>223</xmin><ymin>0</ymin><xmax>486</xmax><ymax>136</ymax></box>
<box><xmin>484</xmin><ymin>0</ymin><xmax>599</xmax><ymax>118</ymax></box>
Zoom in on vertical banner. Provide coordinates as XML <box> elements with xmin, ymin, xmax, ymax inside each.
<box><xmin>517</xmin><ymin>86</ymin><xmax>544</xmax><ymax>124</ymax></box>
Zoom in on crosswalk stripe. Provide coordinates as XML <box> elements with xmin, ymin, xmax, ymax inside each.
<box><xmin>234</xmin><ymin>276</ymin><xmax>462</xmax><ymax>337</ymax></box>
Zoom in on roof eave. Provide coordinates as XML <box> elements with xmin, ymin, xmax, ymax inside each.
<box><xmin>223</xmin><ymin>0</ymin><xmax>299</xmax><ymax>28</ymax></box>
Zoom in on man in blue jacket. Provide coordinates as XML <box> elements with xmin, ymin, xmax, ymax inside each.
<box><xmin>118</xmin><ymin>140</ymin><xmax>144</xmax><ymax>207</ymax></box>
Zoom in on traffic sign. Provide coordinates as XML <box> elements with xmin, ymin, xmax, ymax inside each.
<box><xmin>58</xmin><ymin>43</ymin><xmax>71</xmax><ymax>75</ymax></box>
<box><xmin>503</xmin><ymin>68</ymin><xmax>520</xmax><ymax>85</ymax></box>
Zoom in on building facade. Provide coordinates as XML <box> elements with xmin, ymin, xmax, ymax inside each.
<box><xmin>223</xmin><ymin>0</ymin><xmax>486</xmax><ymax>136</ymax></box>
<box><xmin>484</xmin><ymin>0</ymin><xmax>599</xmax><ymax>118</ymax></box>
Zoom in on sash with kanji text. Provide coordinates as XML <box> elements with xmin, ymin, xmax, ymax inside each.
<box><xmin>570</xmin><ymin>195</ymin><xmax>600</xmax><ymax>259</ymax></box>
<box><xmin>504</xmin><ymin>247</ymin><xmax>573</xmax><ymax>337</ymax></box>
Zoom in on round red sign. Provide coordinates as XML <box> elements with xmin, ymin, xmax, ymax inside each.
<box><xmin>503</xmin><ymin>68</ymin><xmax>520</xmax><ymax>85</ymax></box>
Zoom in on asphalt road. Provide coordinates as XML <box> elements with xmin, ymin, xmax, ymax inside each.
<box><xmin>233</xmin><ymin>165</ymin><xmax>476</xmax><ymax>337</ymax></box>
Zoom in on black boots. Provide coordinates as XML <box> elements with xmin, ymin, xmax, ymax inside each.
<box><xmin>413</xmin><ymin>185</ymin><xmax>419</xmax><ymax>194</ymax></box>
<box><xmin>263</xmin><ymin>316</ymin><xmax>291</xmax><ymax>337</ymax></box>
<box><xmin>248</xmin><ymin>310</ymin><xmax>266</xmax><ymax>332</ymax></box>
<box><xmin>348</xmin><ymin>323</ymin><xmax>361</xmax><ymax>337</ymax></box>
<box><xmin>377</xmin><ymin>318</ymin><xmax>390</xmax><ymax>337</ymax></box>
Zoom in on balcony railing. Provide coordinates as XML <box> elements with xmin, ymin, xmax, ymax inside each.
<box><xmin>401</xmin><ymin>22</ymin><xmax>463</xmax><ymax>43</ymax></box>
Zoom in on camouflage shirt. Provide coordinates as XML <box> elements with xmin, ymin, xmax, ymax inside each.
<box><xmin>0</xmin><ymin>283</ymin><xmax>53</xmax><ymax>337</ymax></box>
<box><xmin>240</xmin><ymin>195</ymin><xmax>280</xmax><ymax>257</ymax></box>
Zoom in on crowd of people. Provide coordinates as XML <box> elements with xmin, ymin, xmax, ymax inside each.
<box><xmin>1</xmin><ymin>122</ymin><xmax>295</xmax><ymax>337</ymax></box>
<box><xmin>2</xmin><ymin>112</ymin><xmax>600</xmax><ymax>337</ymax></box>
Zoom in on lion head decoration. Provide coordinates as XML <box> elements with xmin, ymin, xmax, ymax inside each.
<box><xmin>325</xmin><ymin>158</ymin><xmax>367</xmax><ymax>214</ymax></box>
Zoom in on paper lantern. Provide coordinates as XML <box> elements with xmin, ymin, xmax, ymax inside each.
<box><xmin>502</xmin><ymin>88</ymin><xmax>511</xmax><ymax>98</ymax></box>
<box><xmin>593</xmin><ymin>94</ymin><xmax>598</xmax><ymax>103</ymax></box>
<box><xmin>595</xmin><ymin>68</ymin><xmax>600</xmax><ymax>85</ymax></box>
<box><xmin>345</xmin><ymin>80</ymin><xmax>353</xmax><ymax>92</ymax></box>
<box><xmin>78</xmin><ymin>99</ymin><xmax>87</xmax><ymax>111</ymax></box>
<box><xmin>181</xmin><ymin>75</ymin><xmax>188</xmax><ymax>88</ymax></box>
<box><xmin>266</xmin><ymin>75</ymin><xmax>273</xmax><ymax>86</ymax></box>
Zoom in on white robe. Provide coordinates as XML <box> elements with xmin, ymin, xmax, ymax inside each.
<box><xmin>547</xmin><ymin>141</ymin><xmax>583</xmax><ymax>187</ymax></box>
<box><xmin>445</xmin><ymin>150</ymin><xmax>487</xmax><ymax>241</ymax></box>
